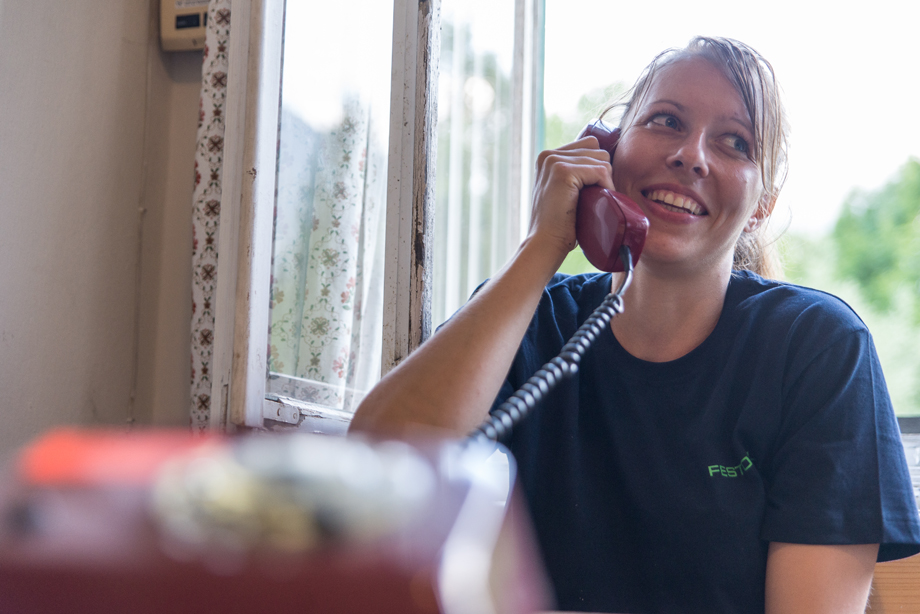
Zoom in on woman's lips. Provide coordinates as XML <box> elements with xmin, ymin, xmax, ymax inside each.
<box><xmin>642</xmin><ymin>188</ymin><xmax>707</xmax><ymax>216</ymax></box>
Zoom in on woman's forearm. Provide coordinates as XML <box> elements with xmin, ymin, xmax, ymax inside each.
<box><xmin>764</xmin><ymin>542</ymin><xmax>878</xmax><ymax>614</ymax></box>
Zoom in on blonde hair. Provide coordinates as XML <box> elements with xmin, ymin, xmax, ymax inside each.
<box><xmin>603</xmin><ymin>37</ymin><xmax>789</xmax><ymax>279</ymax></box>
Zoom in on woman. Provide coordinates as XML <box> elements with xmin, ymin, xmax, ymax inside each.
<box><xmin>351</xmin><ymin>37</ymin><xmax>920</xmax><ymax>613</ymax></box>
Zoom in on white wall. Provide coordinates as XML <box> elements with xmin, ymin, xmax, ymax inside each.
<box><xmin>135</xmin><ymin>47</ymin><xmax>202</xmax><ymax>430</ymax></box>
<box><xmin>0</xmin><ymin>0</ymin><xmax>201</xmax><ymax>455</ymax></box>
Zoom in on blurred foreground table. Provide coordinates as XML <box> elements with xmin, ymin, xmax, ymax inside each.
<box><xmin>0</xmin><ymin>429</ymin><xmax>551</xmax><ymax>614</ymax></box>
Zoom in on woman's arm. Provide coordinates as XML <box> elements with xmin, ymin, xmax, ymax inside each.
<box><xmin>765</xmin><ymin>542</ymin><xmax>878</xmax><ymax>614</ymax></box>
<box><xmin>349</xmin><ymin>237</ymin><xmax>560</xmax><ymax>437</ymax></box>
<box><xmin>349</xmin><ymin>138</ymin><xmax>615</xmax><ymax>437</ymax></box>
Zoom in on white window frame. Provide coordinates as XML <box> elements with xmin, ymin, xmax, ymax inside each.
<box><xmin>208</xmin><ymin>0</ymin><xmax>543</xmax><ymax>433</ymax></box>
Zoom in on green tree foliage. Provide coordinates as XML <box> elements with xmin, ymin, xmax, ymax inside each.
<box><xmin>832</xmin><ymin>158</ymin><xmax>920</xmax><ymax>322</ymax></box>
<box><xmin>544</xmin><ymin>82</ymin><xmax>628</xmax><ymax>151</ymax></box>
<box><xmin>828</xmin><ymin>159</ymin><xmax>920</xmax><ymax>414</ymax></box>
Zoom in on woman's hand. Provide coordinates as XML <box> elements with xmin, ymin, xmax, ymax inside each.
<box><xmin>527</xmin><ymin>136</ymin><xmax>617</xmax><ymax>269</ymax></box>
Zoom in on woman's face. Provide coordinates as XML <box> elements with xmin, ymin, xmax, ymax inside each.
<box><xmin>612</xmin><ymin>56</ymin><xmax>766</xmax><ymax>274</ymax></box>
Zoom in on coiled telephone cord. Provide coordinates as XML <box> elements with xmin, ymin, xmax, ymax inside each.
<box><xmin>468</xmin><ymin>246</ymin><xmax>635</xmax><ymax>444</ymax></box>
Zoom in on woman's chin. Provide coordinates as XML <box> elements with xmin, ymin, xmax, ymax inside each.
<box><xmin>635</xmin><ymin>238</ymin><xmax>694</xmax><ymax>268</ymax></box>
<box><xmin>635</xmin><ymin>239</ymin><xmax>733</xmax><ymax>277</ymax></box>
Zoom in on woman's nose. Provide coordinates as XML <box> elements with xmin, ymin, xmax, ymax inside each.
<box><xmin>666</xmin><ymin>132</ymin><xmax>709</xmax><ymax>178</ymax></box>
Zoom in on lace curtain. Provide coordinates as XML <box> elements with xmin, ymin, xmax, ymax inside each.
<box><xmin>266</xmin><ymin>100</ymin><xmax>386</xmax><ymax>411</ymax></box>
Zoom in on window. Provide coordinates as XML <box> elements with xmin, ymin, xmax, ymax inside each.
<box><xmin>208</xmin><ymin>0</ymin><xmax>545</xmax><ymax>433</ymax></box>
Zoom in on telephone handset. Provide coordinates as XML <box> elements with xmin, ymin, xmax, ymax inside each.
<box><xmin>575</xmin><ymin>121</ymin><xmax>649</xmax><ymax>272</ymax></box>
<box><xmin>469</xmin><ymin>121</ymin><xmax>650</xmax><ymax>443</ymax></box>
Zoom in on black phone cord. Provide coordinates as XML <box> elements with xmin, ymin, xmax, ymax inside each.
<box><xmin>468</xmin><ymin>246</ymin><xmax>635</xmax><ymax>444</ymax></box>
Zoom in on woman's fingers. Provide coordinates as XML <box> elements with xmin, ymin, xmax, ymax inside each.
<box><xmin>536</xmin><ymin>140</ymin><xmax>609</xmax><ymax>165</ymax></box>
<box><xmin>527</xmin><ymin>139</ymin><xmax>618</xmax><ymax>264</ymax></box>
<box><xmin>554</xmin><ymin>135</ymin><xmax>602</xmax><ymax>152</ymax></box>
<box><xmin>535</xmin><ymin>149</ymin><xmax>615</xmax><ymax>193</ymax></box>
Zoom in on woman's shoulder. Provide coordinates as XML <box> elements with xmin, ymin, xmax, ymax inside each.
<box><xmin>546</xmin><ymin>271</ymin><xmax>610</xmax><ymax>289</ymax></box>
<box><xmin>545</xmin><ymin>271</ymin><xmax>612</xmax><ymax>298</ymax></box>
<box><xmin>727</xmin><ymin>270</ymin><xmax>869</xmax><ymax>338</ymax></box>
<box><xmin>544</xmin><ymin>272</ymin><xmax>613</xmax><ymax>311</ymax></box>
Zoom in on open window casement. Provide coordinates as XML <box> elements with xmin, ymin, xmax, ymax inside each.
<box><xmin>209</xmin><ymin>0</ymin><xmax>544</xmax><ymax>434</ymax></box>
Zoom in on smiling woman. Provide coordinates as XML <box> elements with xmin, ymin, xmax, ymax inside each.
<box><xmin>351</xmin><ymin>35</ymin><xmax>920</xmax><ymax>613</ymax></box>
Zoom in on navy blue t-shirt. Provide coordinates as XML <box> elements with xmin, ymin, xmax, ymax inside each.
<box><xmin>492</xmin><ymin>271</ymin><xmax>920</xmax><ymax>613</ymax></box>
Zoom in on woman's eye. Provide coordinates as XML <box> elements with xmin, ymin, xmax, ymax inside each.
<box><xmin>649</xmin><ymin>114</ymin><xmax>679</xmax><ymax>129</ymax></box>
<box><xmin>727</xmin><ymin>134</ymin><xmax>750</xmax><ymax>155</ymax></box>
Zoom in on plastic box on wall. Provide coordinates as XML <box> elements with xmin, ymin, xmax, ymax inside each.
<box><xmin>160</xmin><ymin>0</ymin><xmax>209</xmax><ymax>51</ymax></box>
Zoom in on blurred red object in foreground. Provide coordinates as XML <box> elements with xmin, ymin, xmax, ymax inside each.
<box><xmin>0</xmin><ymin>428</ymin><xmax>551</xmax><ymax>614</ymax></box>
<box><xmin>18</xmin><ymin>428</ymin><xmax>220</xmax><ymax>487</ymax></box>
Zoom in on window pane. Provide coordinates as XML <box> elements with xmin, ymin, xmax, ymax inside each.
<box><xmin>266</xmin><ymin>1</ymin><xmax>392</xmax><ymax>412</ymax></box>
<box><xmin>433</xmin><ymin>0</ymin><xmax>518</xmax><ymax>326</ymax></box>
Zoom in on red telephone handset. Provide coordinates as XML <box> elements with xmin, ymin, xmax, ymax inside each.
<box><xmin>575</xmin><ymin>121</ymin><xmax>649</xmax><ymax>272</ymax></box>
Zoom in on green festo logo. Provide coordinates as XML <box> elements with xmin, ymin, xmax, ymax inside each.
<box><xmin>708</xmin><ymin>454</ymin><xmax>754</xmax><ymax>478</ymax></box>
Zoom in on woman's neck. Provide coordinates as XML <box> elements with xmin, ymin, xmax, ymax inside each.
<box><xmin>610</xmin><ymin>258</ymin><xmax>733</xmax><ymax>363</ymax></box>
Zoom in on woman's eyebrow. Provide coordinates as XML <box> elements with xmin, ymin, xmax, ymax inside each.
<box><xmin>727</xmin><ymin>115</ymin><xmax>755</xmax><ymax>135</ymax></box>
<box><xmin>651</xmin><ymin>98</ymin><xmax>754</xmax><ymax>134</ymax></box>
<box><xmin>649</xmin><ymin>99</ymin><xmax>685</xmax><ymax>111</ymax></box>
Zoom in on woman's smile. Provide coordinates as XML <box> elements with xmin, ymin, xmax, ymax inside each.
<box><xmin>642</xmin><ymin>185</ymin><xmax>707</xmax><ymax>217</ymax></box>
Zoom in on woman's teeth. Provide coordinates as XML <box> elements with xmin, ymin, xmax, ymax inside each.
<box><xmin>647</xmin><ymin>189</ymin><xmax>704</xmax><ymax>215</ymax></box>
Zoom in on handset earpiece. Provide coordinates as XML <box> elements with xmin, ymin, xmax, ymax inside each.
<box><xmin>575</xmin><ymin>121</ymin><xmax>649</xmax><ymax>272</ymax></box>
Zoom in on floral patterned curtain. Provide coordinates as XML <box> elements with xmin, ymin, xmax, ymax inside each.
<box><xmin>190</xmin><ymin>0</ymin><xmax>231</xmax><ymax>432</ymax></box>
<box><xmin>266</xmin><ymin>98</ymin><xmax>387</xmax><ymax>412</ymax></box>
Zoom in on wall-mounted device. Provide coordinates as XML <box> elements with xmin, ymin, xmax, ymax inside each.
<box><xmin>160</xmin><ymin>0</ymin><xmax>209</xmax><ymax>51</ymax></box>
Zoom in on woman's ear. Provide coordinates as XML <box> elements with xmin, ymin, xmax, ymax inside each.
<box><xmin>745</xmin><ymin>192</ymin><xmax>776</xmax><ymax>233</ymax></box>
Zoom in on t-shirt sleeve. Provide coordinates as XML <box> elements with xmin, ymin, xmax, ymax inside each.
<box><xmin>760</xmin><ymin>325</ymin><xmax>920</xmax><ymax>562</ymax></box>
